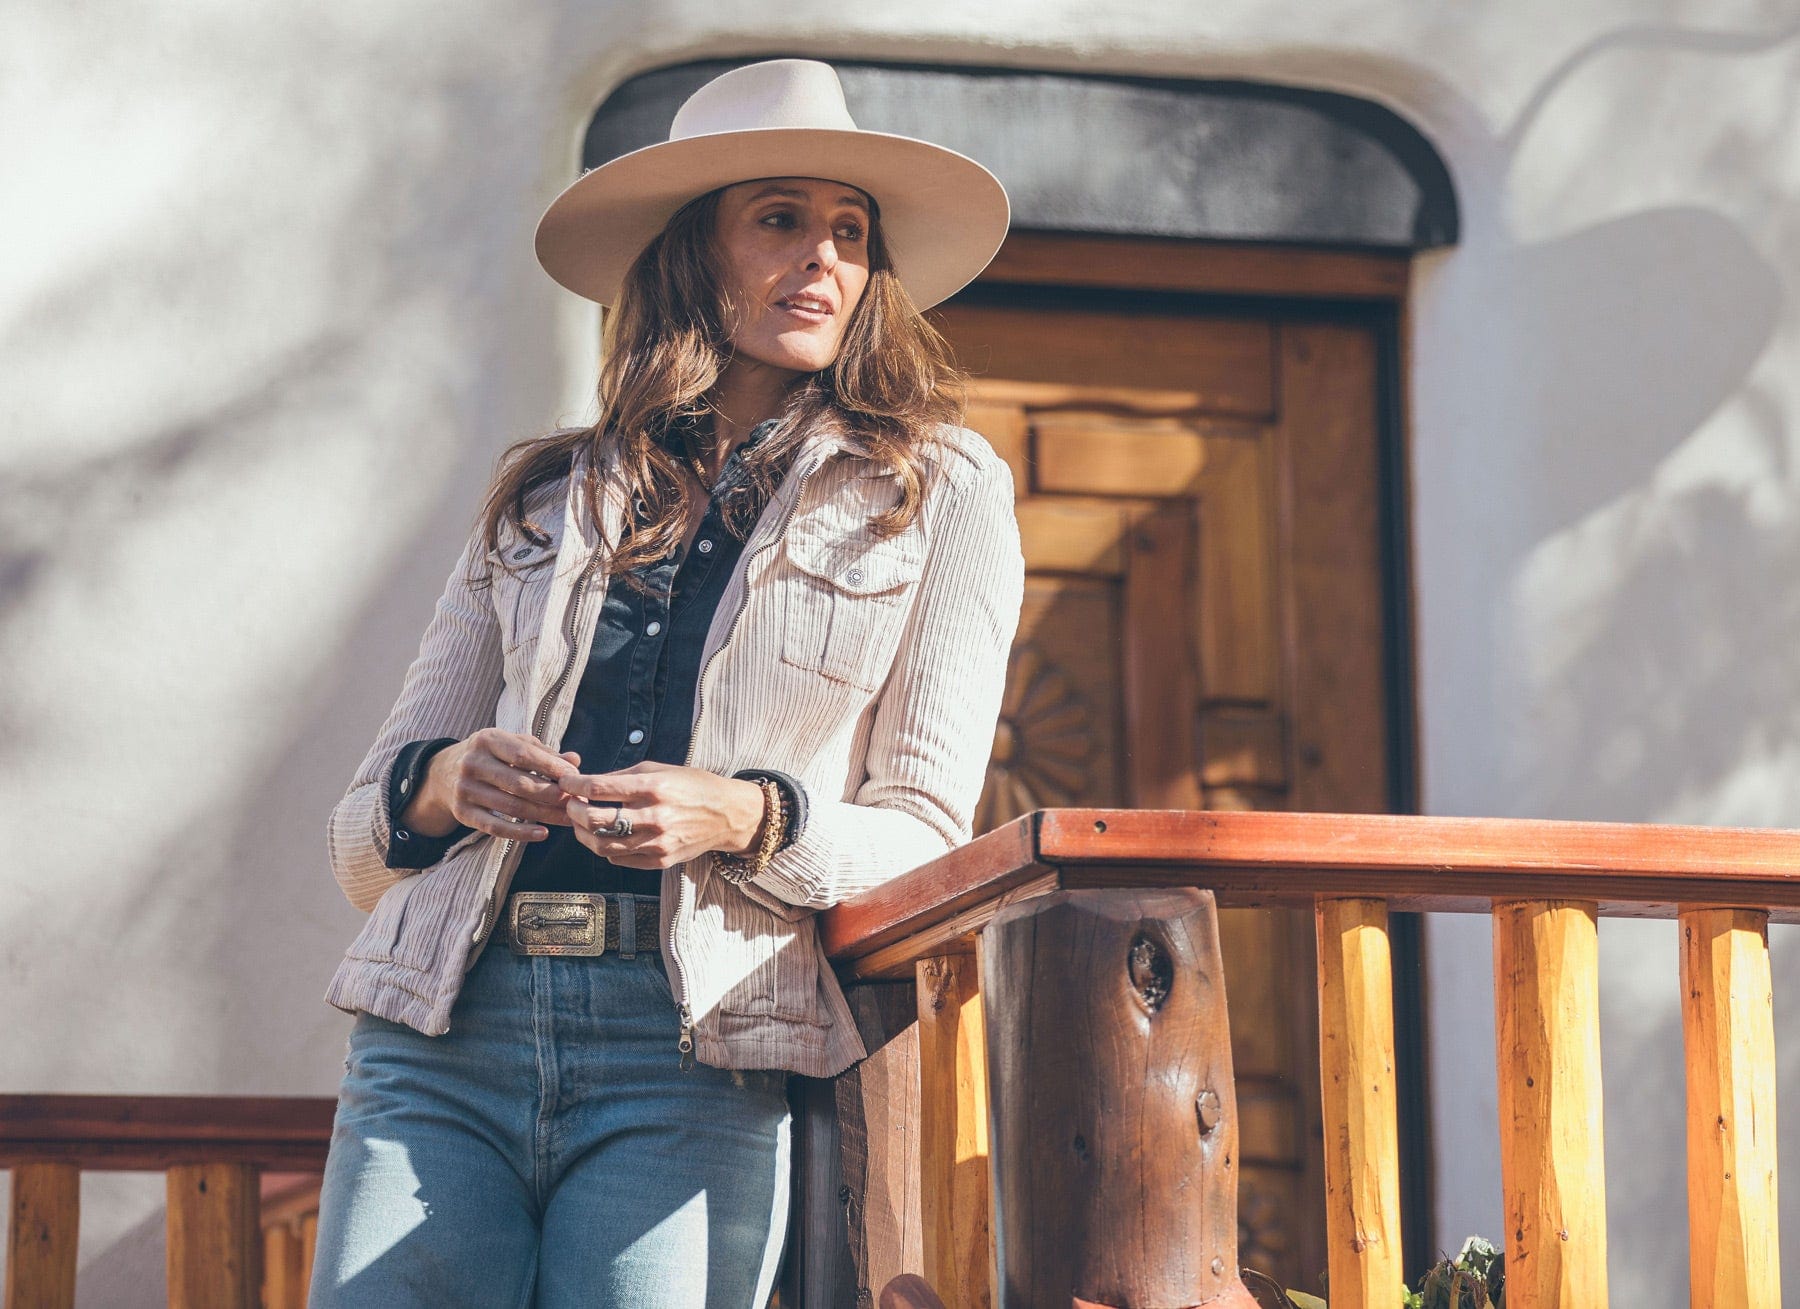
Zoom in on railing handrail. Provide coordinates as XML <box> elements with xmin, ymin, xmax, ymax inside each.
<box><xmin>0</xmin><ymin>1094</ymin><xmax>335</xmax><ymax>1171</ymax></box>
<box><xmin>821</xmin><ymin>808</ymin><xmax>1800</xmax><ymax>971</ymax></box>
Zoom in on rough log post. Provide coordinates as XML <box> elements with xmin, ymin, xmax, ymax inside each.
<box><xmin>167</xmin><ymin>1162</ymin><xmax>260</xmax><ymax>1308</ymax></box>
<box><xmin>982</xmin><ymin>888</ymin><xmax>1257</xmax><ymax>1308</ymax></box>
<box><xmin>5</xmin><ymin>1162</ymin><xmax>79</xmax><ymax>1309</ymax></box>
<box><xmin>1493</xmin><ymin>900</ymin><xmax>1608</xmax><ymax>1309</ymax></box>
<box><xmin>1314</xmin><ymin>898</ymin><xmax>1404</xmax><ymax>1306</ymax></box>
<box><xmin>916</xmin><ymin>953</ymin><xmax>994</xmax><ymax>1309</ymax></box>
<box><xmin>1680</xmin><ymin>906</ymin><xmax>1780</xmax><ymax>1309</ymax></box>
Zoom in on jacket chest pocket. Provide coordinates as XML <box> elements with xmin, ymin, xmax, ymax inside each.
<box><xmin>778</xmin><ymin>518</ymin><xmax>924</xmax><ymax>693</ymax></box>
<box><xmin>485</xmin><ymin>538</ymin><xmax>558</xmax><ymax>672</ymax></box>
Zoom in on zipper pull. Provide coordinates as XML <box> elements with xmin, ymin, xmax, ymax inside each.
<box><xmin>677</xmin><ymin>1002</ymin><xmax>696</xmax><ymax>1072</ymax></box>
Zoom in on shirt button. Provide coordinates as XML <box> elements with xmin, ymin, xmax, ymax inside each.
<box><xmin>847</xmin><ymin>567</ymin><xmax>865</xmax><ymax>585</ymax></box>
<box><xmin>627</xmin><ymin>728</ymin><xmax>645</xmax><ymax>745</ymax></box>
<box><xmin>512</xmin><ymin>545</ymin><xmax>533</xmax><ymax>560</ymax></box>
<box><xmin>399</xmin><ymin>777</ymin><xmax>411</xmax><ymax>795</ymax></box>
<box><xmin>696</xmin><ymin>539</ymin><xmax>714</xmax><ymax>554</ymax></box>
<box><xmin>646</xmin><ymin>621</ymin><xmax>662</xmax><ymax>636</ymax></box>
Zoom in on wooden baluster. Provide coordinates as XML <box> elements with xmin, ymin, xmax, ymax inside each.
<box><xmin>1493</xmin><ymin>900</ymin><xmax>1608</xmax><ymax>1309</ymax></box>
<box><xmin>1314</xmin><ymin>898</ymin><xmax>1404</xmax><ymax>1307</ymax></box>
<box><xmin>982</xmin><ymin>888</ymin><xmax>1257</xmax><ymax>1308</ymax></box>
<box><xmin>166</xmin><ymin>1163</ymin><xmax>260</xmax><ymax>1308</ymax></box>
<box><xmin>6</xmin><ymin>1162</ymin><xmax>80</xmax><ymax>1309</ymax></box>
<box><xmin>916</xmin><ymin>952</ymin><xmax>994</xmax><ymax>1309</ymax></box>
<box><xmin>263</xmin><ymin>1218</ymin><xmax>306</xmax><ymax>1309</ymax></box>
<box><xmin>1680</xmin><ymin>906</ymin><xmax>1780</xmax><ymax>1308</ymax></box>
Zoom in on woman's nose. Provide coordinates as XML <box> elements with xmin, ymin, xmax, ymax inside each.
<box><xmin>802</xmin><ymin>229</ymin><xmax>838</xmax><ymax>273</ymax></box>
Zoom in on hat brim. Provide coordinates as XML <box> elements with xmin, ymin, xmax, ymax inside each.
<box><xmin>534</xmin><ymin>127</ymin><xmax>1011</xmax><ymax>310</ymax></box>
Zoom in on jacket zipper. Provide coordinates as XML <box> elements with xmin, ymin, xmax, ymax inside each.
<box><xmin>668</xmin><ymin>452</ymin><xmax>828</xmax><ymax>1070</ymax></box>
<box><xmin>468</xmin><ymin>542</ymin><xmax>608</xmax><ymax>954</ymax></box>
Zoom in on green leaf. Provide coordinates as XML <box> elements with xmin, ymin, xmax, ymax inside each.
<box><xmin>1286</xmin><ymin>1294</ymin><xmax>1329</xmax><ymax>1309</ymax></box>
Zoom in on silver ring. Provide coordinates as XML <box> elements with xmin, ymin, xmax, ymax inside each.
<box><xmin>491</xmin><ymin>808</ymin><xmax>519</xmax><ymax>824</ymax></box>
<box><xmin>608</xmin><ymin>812</ymin><xmax>634</xmax><ymax>837</ymax></box>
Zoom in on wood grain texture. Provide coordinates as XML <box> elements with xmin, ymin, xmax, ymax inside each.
<box><xmin>0</xmin><ymin>1095</ymin><xmax>334</xmax><ymax>1171</ymax></box>
<box><xmin>1680</xmin><ymin>907</ymin><xmax>1780</xmax><ymax>1309</ymax></box>
<box><xmin>1122</xmin><ymin>504</ymin><xmax>1203</xmax><ymax>810</ymax></box>
<box><xmin>822</xmin><ymin>810</ymin><xmax>1800</xmax><ymax>968</ymax></box>
<box><xmin>836</xmin><ymin>983</ymin><xmax>924</xmax><ymax>1304</ymax></box>
<box><xmin>5</xmin><ymin>1162</ymin><xmax>78</xmax><ymax>1309</ymax></box>
<box><xmin>932</xmin><ymin>301</ymin><xmax>1275</xmax><ymax>418</ymax></box>
<box><xmin>916</xmin><ymin>955</ymin><xmax>994</xmax><ymax>1309</ymax></box>
<box><xmin>1314</xmin><ymin>899</ymin><xmax>1403</xmax><ymax>1307</ymax></box>
<box><xmin>979</xmin><ymin>232</ymin><xmax>1412</xmax><ymax>301</ymax></box>
<box><xmin>982</xmin><ymin>889</ymin><xmax>1257</xmax><ymax>1309</ymax></box>
<box><xmin>1494</xmin><ymin>901</ymin><xmax>1608</xmax><ymax>1309</ymax></box>
<box><xmin>167</xmin><ymin>1162</ymin><xmax>260</xmax><ymax>1308</ymax></box>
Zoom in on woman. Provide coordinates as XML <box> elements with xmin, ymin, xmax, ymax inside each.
<box><xmin>310</xmin><ymin>58</ymin><xmax>1023</xmax><ymax>1307</ymax></box>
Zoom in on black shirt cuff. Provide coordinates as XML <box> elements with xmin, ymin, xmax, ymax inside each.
<box><xmin>730</xmin><ymin>768</ymin><xmax>808</xmax><ymax>850</ymax></box>
<box><xmin>385</xmin><ymin>737</ymin><xmax>473</xmax><ymax>869</ymax></box>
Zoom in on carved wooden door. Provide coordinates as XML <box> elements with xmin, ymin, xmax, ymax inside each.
<box><xmin>935</xmin><ymin>293</ymin><xmax>1397</xmax><ymax>1292</ymax></box>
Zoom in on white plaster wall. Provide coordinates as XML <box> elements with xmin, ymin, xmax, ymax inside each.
<box><xmin>4</xmin><ymin>0</ymin><xmax>1798</xmax><ymax>1302</ymax></box>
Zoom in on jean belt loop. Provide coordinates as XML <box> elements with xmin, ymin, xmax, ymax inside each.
<box><xmin>617</xmin><ymin>892</ymin><xmax>637</xmax><ymax>960</ymax></box>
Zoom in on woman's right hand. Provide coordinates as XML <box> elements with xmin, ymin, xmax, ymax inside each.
<box><xmin>399</xmin><ymin>728</ymin><xmax>583</xmax><ymax>843</ymax></box>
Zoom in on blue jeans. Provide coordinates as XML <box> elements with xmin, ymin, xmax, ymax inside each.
<box><xmin>308</xmin><ymin>941</ymin><xmax>792</xmax><ymax>1307</ymax></box>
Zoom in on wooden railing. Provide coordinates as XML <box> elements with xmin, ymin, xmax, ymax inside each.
<box><xmin>810</xmin><ymin>808</ymin><xmax>1800</xmax><ymax>1309</ymax></box>
<box><xmin>8</xmin><ymin>808</ymin><xmax>1797</xmax><ymax>1307</ymax></box>
<box><xmin>0</xmin><ymin>1095</ymin><xmax>332</xmax><ymax>1307</ymax></box>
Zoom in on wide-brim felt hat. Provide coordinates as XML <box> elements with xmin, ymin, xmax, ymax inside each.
<box><xmin>534</xmin><ymin>59</ymin><xmax>1011</xmax><ymax>310</ymax></box>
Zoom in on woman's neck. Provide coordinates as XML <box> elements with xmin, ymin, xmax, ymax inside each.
<box><xmin>705</xmin><ymin>357</ymin><xmax>798</xmax><ymax>475</ymax></box>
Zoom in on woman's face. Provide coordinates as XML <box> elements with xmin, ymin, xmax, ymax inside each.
<box><xmin>712</xmin><ymin>176</ymin><xmax>874</xmax><ymax>376</ymax></box>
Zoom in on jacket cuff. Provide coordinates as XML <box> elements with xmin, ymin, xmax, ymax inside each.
<box><xmin>730</xmin><ymin>768</ymin><xmax>808</xmax><ymax>849</ymax></box>
<box><xmin>385</xmin><ymin>737</ymin><xmax>472</xmax><ymax>869</ymax></box>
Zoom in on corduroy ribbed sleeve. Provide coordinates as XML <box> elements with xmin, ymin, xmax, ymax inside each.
<box><xmin>739</xmin><ymin>447</ymin><xmax>1024</xmax><ymax>917</ymax></box>
<box><xmin>326</xmin><ymin>523</ymin><xmax>503</xmax><ymax>912</ymax></box>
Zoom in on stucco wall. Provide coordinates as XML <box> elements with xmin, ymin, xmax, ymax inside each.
<box><xmin>6</xmin><ymin>1</ymin><xmax>1799</xmax><ymax>1302</ymax></box>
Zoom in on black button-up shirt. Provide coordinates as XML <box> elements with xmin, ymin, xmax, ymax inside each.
<box><xmin>384</xmin><ymin>415</ymin><xmax>806</xmax><ymax>893</ymax></box>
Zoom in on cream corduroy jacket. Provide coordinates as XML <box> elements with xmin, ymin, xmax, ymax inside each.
<box><xmin>324</xmin><ymin>417</ymin><xmax>1024</xmax><ymax>1078</ymax></box>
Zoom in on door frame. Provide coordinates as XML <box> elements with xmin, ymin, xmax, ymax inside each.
<box><xmin>956</xmin><ymin>230</ymin><xmax>1434</xmax><ymax>1280</ymax></box>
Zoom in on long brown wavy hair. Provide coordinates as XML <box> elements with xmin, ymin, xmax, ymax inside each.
<box><xmin>473</xmin><ymin>183</ymin><xmax>969</xmax><ymax>587</ymax></box>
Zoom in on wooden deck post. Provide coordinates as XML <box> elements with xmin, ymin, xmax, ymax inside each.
<box><xmin>1680</xmin><ymin>906</ymin><xmax>1780</xmax><ymax>1309</ymax></box>
<box><xmin>5</xmin><ymin>1162</ymin><xmax>79</xmax><ymax>1309</ymax></box>
<box><xmin>1314</xmin><ymin>897</ymin><xmax>1404</xmax><ymax>1307</ymax></box>
<box><xmin>981</xmin><ymin>888</ymin><xmax>1256</xmax><ymax>1308</ymax></box>
<box><xmin>1493</xmin><ymin>900</ymin><xmax>1608</xmax><ymax>1309</ymax></box>
<box><xmin>166</xmin><ymin>1162</ymin><xmax>260</xmax><ymax>1308</ymax></box>
<box><xmin>916</xmin><ymin>953</ymin><xmax>994</xmax><ymax>1309</ymax></box>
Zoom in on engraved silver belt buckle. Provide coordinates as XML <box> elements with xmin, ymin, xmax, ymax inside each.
<box><xmin>507</xmin><ymin>891</ymin><xmax>606</xmax><ymax>957</ymax></box>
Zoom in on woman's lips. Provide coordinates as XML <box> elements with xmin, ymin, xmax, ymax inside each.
<box><xmin>776</xmin><ymin>299</ymin><xmax>832</xmax><ymax>324</ymax></box>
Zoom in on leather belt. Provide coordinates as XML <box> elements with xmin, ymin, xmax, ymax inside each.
<box><xmin>505</xmin><ymin>891</ymin><xmax>661</xmax><ymax>958</ymax></box>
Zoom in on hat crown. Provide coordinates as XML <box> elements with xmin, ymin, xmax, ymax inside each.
<box><xmin>670</xmin><ymin>59</ymin><xmax>859</xmax><ymax>141</ymax></box>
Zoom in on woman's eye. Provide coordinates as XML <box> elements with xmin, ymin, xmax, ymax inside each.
<box><xmin>759</xmin><ymin>210</ymin><xmax>795</xmax><ymax>228</ymax></box>
<box><xmin>836</xmin><ymin>222</ymin><xmax>866</xmax><ymax>242</ymax></box>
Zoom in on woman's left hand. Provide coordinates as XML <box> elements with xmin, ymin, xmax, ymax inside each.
<box><xmin>560</xmin><ymin>761</ymin><xmax>766</xmax><ymax>869</ymax></box>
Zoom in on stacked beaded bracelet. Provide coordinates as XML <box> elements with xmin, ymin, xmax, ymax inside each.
<box><xmin>713</xmin><ymin>777</ymin><xmax>788</xmax><ymax>885</ymax></box>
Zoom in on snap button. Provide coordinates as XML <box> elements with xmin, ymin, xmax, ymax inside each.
<box><xmin>399</xmin><ymin>777</ymin><xmax>411</xmax><ymax>795</ymax></box>
<box><xmin>846</xmin><ymin>567</ymin><xmax>865</xmax><ymax>585</ymax></box>
<box><xmin>646</xmin><ymin>621</ymin><xmax>662</xmax><ymax>637</ymax></box>
<box><xmin>627</xmin><ymin>728</ymin><xmax>645</xmax><ymax>745</ymax></box>
<box><xmin>395</xmin><ymin>829</ymin><xmax>412</xmax><ymax>842</ymax></box>
<box><xmin>696</xmin><ymin>539</ymin><xmax>714</xmax><ymax>554</ymax></box>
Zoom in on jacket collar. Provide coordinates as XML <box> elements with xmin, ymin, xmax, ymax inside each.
<box><xmin>564</xmin><ymin>409</ymin><xmax>858</xmax><ymax>552</ymax></box>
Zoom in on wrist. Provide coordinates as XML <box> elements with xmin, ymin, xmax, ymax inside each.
<box><xmin>723</xmin><ymin>777</ymin><xmax>766</xmax><ymax>854</ymax></box>
<box><xmin>401</xmin><ymin>745</ymin><xmax>462</xmax><ymax>838</ymax></box>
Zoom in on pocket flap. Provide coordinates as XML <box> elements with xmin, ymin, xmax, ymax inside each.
<box><xmin>784</xmin><ymin>528</ymin><xmax>924</xmax><ymax>595</ymax></box>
